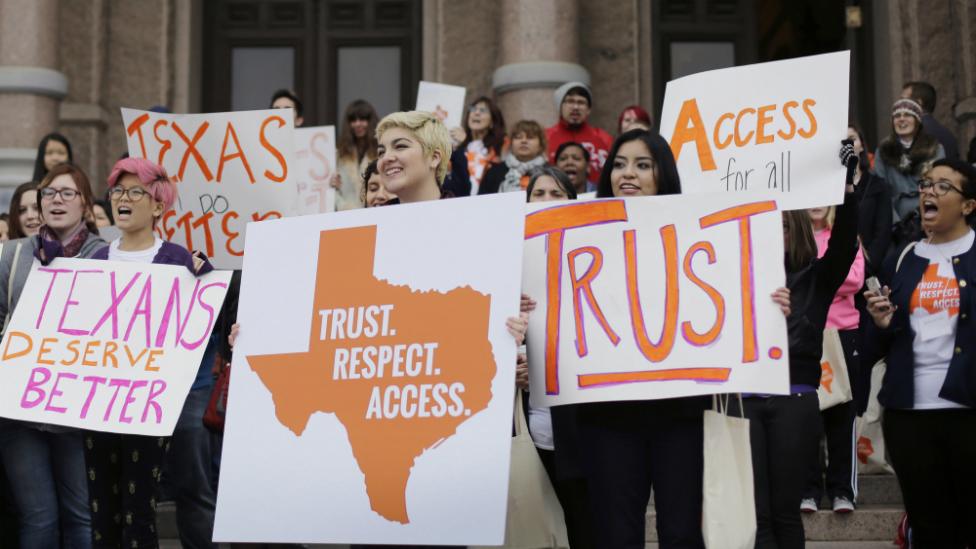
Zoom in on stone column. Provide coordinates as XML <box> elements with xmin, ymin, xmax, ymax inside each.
<box><xmin>0</xmin><ymin>0</ymin><xmax>67</xmax><ymax>195</ymax></box>
<box><xmin>492</xmin><ymin>0</ymin><xmax>588</xmax><ymax>128</ymax></box>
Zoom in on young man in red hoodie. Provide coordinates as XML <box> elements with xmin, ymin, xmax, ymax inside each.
<box><xmin>545</xmin><ymin>82</ymin><xmax>614</xmax><ymax>189</ymax></box>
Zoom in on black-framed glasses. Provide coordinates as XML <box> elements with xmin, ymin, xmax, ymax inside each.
<box><xmin>108</xmin><ymin>187</ymin><xmax>150</xmax><ymax>202</ymax></box>
<box><xmin>918</xmin><ymin>178</ymin><xmax>965</xmax><ymax>197</ymax></box>
<box><xmin>39</xmin><ymin>187</ymin><xmax>80</xmax><ymax>201</ymax></box>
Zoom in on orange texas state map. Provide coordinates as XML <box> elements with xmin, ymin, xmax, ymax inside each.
<box><xmin>247</xmin><ymin>225</ymin><xmax>496</xmax><ymax>524</ymax></box>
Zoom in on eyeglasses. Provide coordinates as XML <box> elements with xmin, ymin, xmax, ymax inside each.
<box><xmin>108</xmin><ymin>187</ymin><xmax>150</xmax><ymax>202</ymax></box>
<box><xmin>469</xmin><ymin>105</ymin><xmax>490</xmax><ymax>115</ymax></box>
<box><xmin>918</xmin><ymin>178</ymin><xmax>965</xmax><ymax>197</ymax></box>
<box><xmin>39</xmin><ymin>187</ymin><xmax>80</xmax><ymax>201</ymax></box>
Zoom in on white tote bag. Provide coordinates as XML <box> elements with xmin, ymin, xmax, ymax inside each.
<box><xmin>703</xmin><ymin>394</ymin><xmax>756</xmax><ymax>549</ymax></box>
<box><xmin>476</xmin><ymin>390</ymin><xmax>568</xmax><ymax>549</ymax></box>
<box><xmin>817</xmin><ymin>328</ymin><xmax>854</xmax><ymax>410</ymax></box>
<box><xmin>856</xmin><ymin>360</ymin><xmax>894</xmax><ymax>474</ymax></box>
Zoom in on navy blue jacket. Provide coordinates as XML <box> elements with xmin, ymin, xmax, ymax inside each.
<box><xmin>92</xmin><ymin>240</ymin><xmax>214</xmax><ymax>275</ymax></box>
<box><xmin>866</xmin><ymin>238</ymin><xmax>976</xmax><ymax>409</ymax></box>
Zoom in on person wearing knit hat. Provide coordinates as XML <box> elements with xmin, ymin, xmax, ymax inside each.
<box><xmin>873</xmin><ymin>97</ymin><xmax>945</xmax><ymax>230</ymax></box>
<box><xmin>546</xmin><ymin>81</ymin><xmax>613</xmax><ymax>187</ymax></box>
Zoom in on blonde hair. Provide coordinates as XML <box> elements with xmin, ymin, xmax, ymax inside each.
<box><xmin>376</xmin><ymin>111</ymin><xmax>451</xmax><ymax>184</ymax></box>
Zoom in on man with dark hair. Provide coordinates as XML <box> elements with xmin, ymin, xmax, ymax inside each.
<box><xmin>546</xmin><ymin>82</ymin><xmax>613</xmax><ymax>187</ymax></box>
<box><xmin>270</xmin><ymin>88</ymin><xmax>304</xmax><ymax>127</ymax></box>
<box><xmin>902</xmin><ymin>81</ymin><xmax>960</xmax><ymax>159</ymax></box>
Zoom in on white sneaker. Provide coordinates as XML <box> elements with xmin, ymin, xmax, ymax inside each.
<box><xmin>800</xmin><ymin>498</ymin><xmax>817</xmax><ymax>513</ymax></box>
<box><xmin>832</xmin><ymin>496</ymin><xmax>855</xmax><ymax>513</ymax></box>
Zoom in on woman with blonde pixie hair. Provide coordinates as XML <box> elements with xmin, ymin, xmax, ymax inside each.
<box><xmin>374</xmin><ymin>110</ymin><xmax>452</xmax><ymax>205</ymax></box>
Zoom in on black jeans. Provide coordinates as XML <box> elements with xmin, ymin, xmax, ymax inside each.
<box><xmin>84</xmin><ymin>432</ymin><xmax>170</xmax><ymax>549</ymax></box>
<box><xmin>736</xmin><ymin>392</ymin><xmax>820</xmax><ymax>549</ymax></box>
<box><xmin>883</xmin><ymin>408</ymin><xmax>976</xmax><ymax>548</ymax></box>
<box><xmin>576</xmin><ymin>399</ymin><xmax>706</xmax><ymax>549</ymax></box>
<box><xmin>805</xmin><ymin>329</ymin><xmax>859</xmax><ymax>503</ymax></box>
<box><xmin>537</xmin><ymin>448</ymin><xmax>594</xmax><ymax>549</ymax></box>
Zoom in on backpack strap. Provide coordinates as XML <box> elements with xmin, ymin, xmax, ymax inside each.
<box><xmin>3</xmin><ymin>242</ymin><xmax>23</xmax><ymax>334</ymax></box>
<box><xmin>895</xmin><ymin>241</ymin><xmax>917</xmax><ymax>273</ymax></box>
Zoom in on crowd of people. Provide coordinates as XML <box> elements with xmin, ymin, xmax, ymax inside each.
<box><xmin>0</xmin><ymin>76</ymin><xmax>974</xmax><ymax>549</ymax></box>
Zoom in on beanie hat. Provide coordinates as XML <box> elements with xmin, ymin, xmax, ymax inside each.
<box><xmin>554</xmin><ymin>81</ymin><xmax>592</xmax><ymax>109</ymax></box>
<box><xmin>892</xmin><ymin>98</ymin><xmax>922</xmax><ymax>121</ymax></box>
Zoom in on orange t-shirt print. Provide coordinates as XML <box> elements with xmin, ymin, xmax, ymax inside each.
<box><xmin>909</xmin><ymin>263</ymin><xmax>960</xmax><ymax>317</ymax></box>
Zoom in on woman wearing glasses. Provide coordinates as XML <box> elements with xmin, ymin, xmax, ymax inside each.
<box><xmin>0</xmin><ymin>163</ymin><xmax>105</xmax><ymax>548</ymax></box>
<box><xmin>449</xmin><ymin>96</ymin><xmax>507</xmax><ymax>195</ymax></box>
<box><xmin>83</xmin><ymin>157</ymin><xmax>211</xmax><ymax>549</ymax></box>
<box><xmin>864</xmin><ymin>158</ymin><xmax>976</xmax><ymax>547</ymax></box>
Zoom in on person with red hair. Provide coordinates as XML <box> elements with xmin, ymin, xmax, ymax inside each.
<box><xmin>85</xmin><ymin>157</ymin><xmax>212</xmax><ymax>549</ymax></box>
<box><xmin>617</xmin><ymin>105</ymin><xmax>653</xmax><ymax>134</ymax></box>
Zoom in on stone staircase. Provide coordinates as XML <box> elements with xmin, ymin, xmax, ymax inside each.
<box><xmin>158</xmin><ymin>474</ymin><xmax>904</xmax><ymax>548</ymax></box>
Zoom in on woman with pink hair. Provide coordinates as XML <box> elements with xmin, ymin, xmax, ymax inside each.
<box><xmin>84</xmin><ymin>157</ymin><xmax>211</xmax><ymax>548</ymax></box>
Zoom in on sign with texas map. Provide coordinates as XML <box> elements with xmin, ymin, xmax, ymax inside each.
<box><xmin>213</xmin><ymin>193</ymin><xmax>525</xmax><ymax>545</ymax></box>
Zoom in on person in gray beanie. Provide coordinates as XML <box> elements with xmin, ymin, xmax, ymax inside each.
<box><xmin>545</xmin><ymin>82</ymin><xmax>613</xmax><ymax>187</ymax></box>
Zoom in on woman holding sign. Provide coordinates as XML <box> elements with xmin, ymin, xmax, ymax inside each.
<box><xmin>84</xmin><ymin>157</ymin><xmax>212</xmax><ymax>549</ymax></box>
<box><xmin>0</xmin><ymin>163</ymin><xmax>105</xmax><ymax>549</ymax></box>
<box><xmin>864</xmin><ymin>159</ymin><xmax>976</xmax><ymax>548</ymax></box>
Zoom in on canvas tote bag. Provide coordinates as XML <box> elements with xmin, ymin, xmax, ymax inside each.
<box><xmin>703</xmin><ymin>394</ymin><xmax>756</xmax><ymax>549</ymax></box>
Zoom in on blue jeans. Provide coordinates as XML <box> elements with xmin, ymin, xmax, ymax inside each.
<box><xmin>164</xmin><ymin>388</ymin><xmax>218</xmax><ymax>549</ymax></box>
<box><xmin>0</xmin><ymin>422</ymin><xmax>91</xmax><ymax>549</ymax></box>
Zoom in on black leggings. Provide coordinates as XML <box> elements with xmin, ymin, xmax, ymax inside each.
<box><xmin>735</xmin><ymin>392</ymin><xmax>820</xmax><ymax>549</ymax></box>
<box><xmin>883</xmin><ymin>408</ymin><xmax>976</xmax><ymax>548</ymax></box>
<box><xmin>536</xmin><ymin>448</ymin><xmax>594</xmax><ymax>549</ymax></box>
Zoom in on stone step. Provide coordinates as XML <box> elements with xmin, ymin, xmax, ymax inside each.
<box><xmin>855</xmin><ymin>474</ymin><xmax>902</xmax><ymax>505</ymax></box>
<box><xmin>646</xmin><ymin>505</ymin><xmax>904</xmax><ymax>542</ymax></box>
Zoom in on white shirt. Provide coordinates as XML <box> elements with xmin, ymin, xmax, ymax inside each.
<box><xmin>909</xmin><ymin>230</ymin><xmax>973</xmax><ymax>409</ymax></box>
<box><xmin>108</xmin><ymin>237</ymin><xmax>163</xmax><ymax>264</ymax></box>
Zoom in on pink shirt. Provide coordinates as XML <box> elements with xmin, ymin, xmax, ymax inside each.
<box><xmin>815</xmin><ymin>228</ymin><xmax>864</xmax><ymax>330</ymax></box>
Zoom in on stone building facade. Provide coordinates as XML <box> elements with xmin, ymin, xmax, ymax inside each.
<box><xmin>0</xmin><ymin>0</ymin><xmax>974</xmax><ymax>202</ymax></box>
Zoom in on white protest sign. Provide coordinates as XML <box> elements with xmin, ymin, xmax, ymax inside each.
<box><xmin>295</xmin><ymin>126</ymin><xmax>337</xmax><ymax>214</ymax></box>
<box><xmin>660</xmin><ymin>51</ymin><xmax>850</xmax><ymax>210</ymax></box>
<box><xmin>214</xmin><ymin>193</ymin><xmax>525</xmax><ymax>545</ymax></box>
<box><xmin>522</xmin><ymin>194</ymin><xmax>789</xmax><ymax>407</ymax></box>
<box><xmin>0</xmin><ymin>259</ymin><xmax>231</xmax><ymax>435</ymax></box>
<box><xmin>121</xmin><ymin>108</ymin><xmax>297</xmax><ymax>269</ymax></box>
<box><xmin>415</xmin><ymin>81</ymin><xmax>466</xmax><ymax>129</ymax></box>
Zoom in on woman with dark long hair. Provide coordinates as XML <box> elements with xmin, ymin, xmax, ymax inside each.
<box><xmin>7</xmin><ymin>181</ymin><xmax>41</xmax><ymax>240</ymax></box>
<box><xmin>332</xmin><ymin>100</ymin><xmax>379</xmax><ymax>210</ymax></box>
<box><xmin>450</xmin><ymin>96</ymin><xmax>506</xmax><ymax>194</ymax></box>
<box><xmin>31</xmin><ymin>133</ymin><xmax>73</xmax><ymax>183</ymax></box>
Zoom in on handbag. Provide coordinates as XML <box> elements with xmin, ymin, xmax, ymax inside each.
<box><xmin>817</xmin><ymin>328</ymin><xmax>853</xmax><ymax>410</ymax></box>
<box><xmin>856</xmin><ymin>360</ymin><xmax>894</xmax><ymax>474</ymax></box>
<box><xmin>703</xmin><ymin>394</ymin><xmax>756</xmax><ymax>549</ymax></box>
<box><xmin>476</xmin><ymin>390</ymin><xmax>568</xmax><ymax>549</ymax></box>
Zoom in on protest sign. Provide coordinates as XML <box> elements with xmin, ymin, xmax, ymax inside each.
<box><xmin>660</xmin><ymin>51</ymin><xmax>850</xmax><ymax>210</ymax></box>
<box><xmin>0</xmin><ymin>259</ymin><xmax>231</xmax><ymax>436</ymax></box>
<box><xmin>415</xmin><ymin>81</ymin><xmax>466</xmax><ymax>129</ymax></box>
<box><xmin>295</xmin><ymin>126</ymin><xmax>337</xmax><ymax>215</ymax></box>
<box><xmin>214</xmin><ymin>193</ymin><xmax>525</xmax><ymax>545</ymax></box>
<box><xmin>522</xmin><ymin>193</ymin><xmax>789</xmax><ymax>407</ymax></box>
<box><xmin>121</xmin><ymin>108</ymin><xmax>297</xmax><ymax>269</ymax></box>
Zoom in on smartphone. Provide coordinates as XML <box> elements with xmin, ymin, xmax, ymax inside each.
<box><xmin>866</xmin><ymin>276</ymin><xmax>881</xmax><ymax>293</ymax></box>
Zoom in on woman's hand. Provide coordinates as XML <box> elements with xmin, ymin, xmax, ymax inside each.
<box><xmin>330</xmin><ymin>173</ymin><xmax>342</xmax><ymax>190</ymax></box>
<box><xmin>191</xmin><ymin>250</ymin><xmax>205</xmax><ymax>274</ymax></box>
<box><xmin>229</xmin><ymin>323</ymin><xmax>240</xmax><ymax>349</ymax></box>
<box><xmin>864</xmin><ymin>287</ymin><xmax>896</xmax><ymax>329</ymax></box>
<box><xmin>449</xmin><ymin>127</ymin><xmax>466</xmax><ymax>147</ymax></box>
<box><xmin>507</xmin><ymin>312</ymin><xmax>529</xmax><ymax>346</ymax></box>
<box><xmin>515</xmin><ymin>353</ymin><xmax>529</xmax><ymax>389</ymax></box>
<box><xmin>520</xmin><ymin>293</ymin><xmax>537</xmax><ymax>313</ymax></box>
<box><xmin>771</xmin><ymin>287</ymin><xmax>791</xmax><ymax>317</ymax></box>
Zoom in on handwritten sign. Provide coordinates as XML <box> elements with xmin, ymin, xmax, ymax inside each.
<box><xmin>295</xmin><ymin>126</ymin><xmax>337</xmax><ymax>215</ymax></box>
<box><xmin>522</xmin><ymin>193</ymin><xmax>789</xmax><ymax>407</ymax></box>
<box><xmin>415</xmin><ymin>81</ymin><xmax>466</xmax><ymax>129</ymax></box>
<box><xmin>121</xmin><ymin>108</ymin><xmax>297</xmax><ymax>269</ymax></box>
<box><xmin>0</xmin><ymin>259</ymin><xmax>231</xmax><ymax>435</ymax></box>
<box><xmin>215</xmin><ymin>193</ymin><xmax>525</xmax><ymax>545</ymax></box>
<box><xmin>660</xmin><ymin>51</ymin><xmax>850</xmax><ymax>210</ymax></box>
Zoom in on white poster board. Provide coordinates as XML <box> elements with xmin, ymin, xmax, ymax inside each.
<box><xmin>121</xmin><ymin>108</ymin><xmax>297</xmax><ymax>269</ymax></box>
<box><xmin>295</xmin><ymin>126</ymin><xmax>337</xmax><ymax>214</ymax></box>
<box><xmin>0</xmin><ymin>259</ymin><xmax>231</xmax><ymax>435</ymax></box>
<box><xmin>214</xmin><ymin>193</ymin><xmax>525</xmax><ymax>545</ymax></box>
<box><xmin>415</xmin><ymin>81</ymin><xmax>466</xmax><ymax>129</ymax></box>
<box><xmin>660</xmin><ymin>51</ymin><xmax>850</xmax><ymax>210</ymax></box>
<box><xmin>522</xmin><ymin>194</ymin><xmax>789</xmax><ymax>407</ymax></box>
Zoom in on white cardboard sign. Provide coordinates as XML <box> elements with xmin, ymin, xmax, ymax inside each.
<box><xmin>295</xmin><ymin>126</ymin><xmax>337</xmax><ymax>214</ymax></box>
<box><xmin>522</xmin><ymin>194</ymin><xmax>790</xmax><ymax>407</ymax></box>
<box><xmin>415</xmin><ymin>81</ymin><xmax>466</xmax><ymax>129</ymax></box>
<box><xmin>660</xmin><ymin>51</ymin><xmax>850</xmax><ymax>210</ymax></box>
